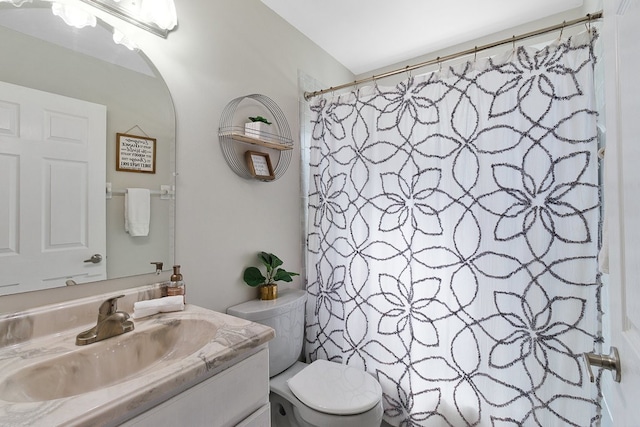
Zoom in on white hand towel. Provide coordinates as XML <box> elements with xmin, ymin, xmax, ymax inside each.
<box><xmin>125</xmin><ymin>188</ymin><xmax>150</xmax><ymax>237</ymax></box>
<box><xmin>133</xmin><ymin>296</ymin><xmax>184</xmax><ymax>319</ymax></box>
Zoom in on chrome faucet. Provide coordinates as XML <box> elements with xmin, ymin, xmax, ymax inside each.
<box><xmin>76</xmin><ymin>295</ymin><xmax>135</xmax><ymax>345</ymax></box>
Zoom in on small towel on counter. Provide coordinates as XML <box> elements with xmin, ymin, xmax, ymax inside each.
<box><xmin>133</xmin><ymin>296</ymin><xmax>184</xmax><ymax>319</ymax></box>
<box><xmin>125</xmin><ymin>188</ymin><xmax>150</xmax><ymax>237</ymax></box>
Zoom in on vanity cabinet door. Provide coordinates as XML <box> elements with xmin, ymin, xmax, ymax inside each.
<box><xmin>236</xmin><ymin>403</ymin><xmax>270</xmax><ymax>427</ymax></box>
<box><xmin>120</xmin><ymin>348</ymin><xmax>269</xmax><ymax>427</ymax></box>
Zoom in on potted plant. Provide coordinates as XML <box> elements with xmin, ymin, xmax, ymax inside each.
<box><xmin>243</xmin><ymin>251</ymin><xmax>299</xmax><ymax>300</ymax></box>
<box><xmin>244</xmin><ymin>116</ymin><xmax>272</xmax><ymax>139</ymax></box>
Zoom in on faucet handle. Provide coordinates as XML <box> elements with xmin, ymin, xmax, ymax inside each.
<box><xmin>98</xmin><ymin>295</ymin><xmax>125</xmax><ymax>321</ymax></box>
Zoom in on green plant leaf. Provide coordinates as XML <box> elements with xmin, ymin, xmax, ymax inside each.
<box><xmin>248</xmin><ymin>116</ymin><xmax>272</xmax><ymax>125</ymax></box>
<box><xmin>243</xmin><ymin>252</ymin><xmax>298</xmax><ymax>287</ymax></box>
<box><xmin>259</xmin><ymin>252</ymin><xmax>283</xmax><ymax>269</ymax></box>
<box><xmin>243</xmin><ymin>267</ymin><xmax>266</xmax><ymax>287</ymax></box>
<box><xmin>273</xmin><ymin>268</ymin><xmax>299</xmax><ymax>282</ymax></box>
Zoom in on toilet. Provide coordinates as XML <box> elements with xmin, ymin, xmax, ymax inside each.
<box><xmin>227</xmin><ymin>289</ymin><xmax>383</xmax><ymax>427</ymax></box>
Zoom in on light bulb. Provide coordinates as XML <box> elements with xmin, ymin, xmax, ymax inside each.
<box><xmin>51</xmin><ymin>2</ymin><xmax>96</xmax><ymax>29</ymax></box>
<box><xmin>113</xmin><ymin>28</ymin><xmax>138</xmax><ymax>50</ymax></box>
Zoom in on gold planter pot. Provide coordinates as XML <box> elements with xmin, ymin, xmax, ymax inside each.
<box><xmin>259</xmin><ymin>284</ymin><xmax>278</xmax><ymax>300</ymax></box>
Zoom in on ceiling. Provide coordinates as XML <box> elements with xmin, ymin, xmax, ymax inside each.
<box><xmin>261</xmin><ymin>0</ymin><xmax>585</xmax><ymax>75</ymax></box>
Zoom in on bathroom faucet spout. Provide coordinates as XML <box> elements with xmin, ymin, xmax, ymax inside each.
<box><xmin>76</xmin><ymin>295</ymin><xmax>135</xmax><ymax>346</ymax></box>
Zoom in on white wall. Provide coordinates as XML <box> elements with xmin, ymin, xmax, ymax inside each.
<box><xmin>108</xmin><ymin>0</ymin><xmax>353</xmax><ymax>312</ymax></box>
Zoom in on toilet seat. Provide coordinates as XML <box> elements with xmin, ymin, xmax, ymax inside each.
<box><xmin>287</xmin><ymin>359</ymin><xmax>382</xmax><ymax>415</ymax></box>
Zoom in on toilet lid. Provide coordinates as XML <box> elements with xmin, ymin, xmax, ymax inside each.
<box><xmin>287</xmin><ymin>359</ymin><xmax>382</xmax><ymax>415</ymax></box>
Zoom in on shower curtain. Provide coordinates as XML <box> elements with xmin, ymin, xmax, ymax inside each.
<box><xmin>305</xmin><ymin>31</ymin><xmax>601</xmax><ymax>426</ymax></box>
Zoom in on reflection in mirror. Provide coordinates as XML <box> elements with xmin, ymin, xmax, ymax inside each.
<box><xmin>0</xmin><ymin>2</ymin><xmax>176</xmax><ymax>296</ymax></box>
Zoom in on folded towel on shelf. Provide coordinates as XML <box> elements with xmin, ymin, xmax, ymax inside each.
<box><xmin>133</xmin><ymin>296</ymin><xmax>184</xmax><ymax>319</ymax></box>
<box><xmin>125</xmin><ymin>188</ymin><xmax>150</xmax><ymax>237</ymax></box>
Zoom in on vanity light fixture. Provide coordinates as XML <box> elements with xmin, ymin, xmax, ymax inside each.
<box><xmin>1</xmin><ymin>0</ymin><xmax>97</xmax><ymax>28</ymax></box>
<box><xmin>78</xmin><ymin>0</ymin><xmax>177</xmax><ymax>37</ymax></box>
<box><xmin>1</xmin><ymin>0</ymin><xmax>177</xmax><ymax>37</ymax></box>
<box><xmin>1</xmin><ymin>0</ymin><xmax>172</xmax><ymax>48</ymax></box>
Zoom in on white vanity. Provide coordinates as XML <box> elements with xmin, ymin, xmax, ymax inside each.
<box><xmin>0</xmin><ymin>284</ymin><xmax>274</xmax><ymax>426</ymax></box>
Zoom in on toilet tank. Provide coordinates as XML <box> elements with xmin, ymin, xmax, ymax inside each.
<box><xmin>227</xmin><ymin>289</ymin><xmax>306</xmax><ymax>377</ymax></box>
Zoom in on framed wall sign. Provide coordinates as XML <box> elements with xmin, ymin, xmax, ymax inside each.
<box><xmin>245</xmin><ymin>150</ymin><xmax>275</xmax><ymax>180</ymax></box>
<box><xmin>116</xmin><ymin>133</ymin><xmax>156</xmax><ymax>173</ymax></box>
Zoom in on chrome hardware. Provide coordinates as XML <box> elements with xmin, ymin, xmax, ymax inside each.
<box><xmin>583</xmin><ymin>347</ymin><xmax>621</xmax><ymax>383</ymax></box>
<box><xmin>76</xmin><ymin>295</ymin><xmax>134</xmax><ymax>345</ymax></box>
<box><xmin>84</xmin><ymin>253</ymin><xmax>103</xmax><ymax>264</ymax></box>
<box><xmin>65</xmin><ymin>279</ymin><xmax>77</xmax><ymax>286</ymax></box>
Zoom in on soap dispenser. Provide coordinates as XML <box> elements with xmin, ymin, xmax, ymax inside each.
<box><xmin>167</xmin><ymin>265</ymin><xmax>185</xmax><ymax>302</ymax></box>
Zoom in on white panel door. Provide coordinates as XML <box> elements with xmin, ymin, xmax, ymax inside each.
<box><xmin>602</xmin><ymin>0</ymin><xmax>640</xmax><ymax>424</ymax></box>
<box><xmin>0</xmin><ymin>81</ymin><xmax>106</xmax><ymax>294</ymax></box>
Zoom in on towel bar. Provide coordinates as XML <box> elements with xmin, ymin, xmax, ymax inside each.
<box><xmin>105</xmin><ymin>183</ymin><xmax>175</xmax><ymax>200</ymax></box>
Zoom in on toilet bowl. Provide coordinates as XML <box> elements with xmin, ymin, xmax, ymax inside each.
<box><xmin>271</xmin><ymin>360</ymin><xmax>383</xmax><ymax>427</ymax></box>
<box><xmin>227</xmin><ymin>290</ymin><xmax>383</xmax><ymax>427</ymax></box>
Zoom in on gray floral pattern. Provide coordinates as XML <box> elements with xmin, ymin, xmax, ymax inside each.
<box><xmin>306</xmin><ymin>31</ymin><xmax>601</xmax><ymax>426</ymax></box>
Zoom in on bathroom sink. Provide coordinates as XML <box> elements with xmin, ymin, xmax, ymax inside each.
<box><xmin>0</xmin><ymin>288</ymin><xmax>275</xmax><ymax>427</ymax></box>
<box><xmin>0</xmin><ymin>318</ymin><xmax>213</xmax><ymax>402</ymax></box>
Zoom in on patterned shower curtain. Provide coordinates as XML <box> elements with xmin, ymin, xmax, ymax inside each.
<box><xmin>305</xmin><ymin>31</ymin><xmax>601</xmax><ymax>426</ymax></box>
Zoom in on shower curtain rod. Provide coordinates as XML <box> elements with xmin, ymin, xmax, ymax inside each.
<box><xmin>303</xmin><ymin>11</ymin><xmax>603</xmax><ymax>101</ymax></box>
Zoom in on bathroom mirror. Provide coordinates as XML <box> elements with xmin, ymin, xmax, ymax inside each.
<box><xmin>0</xmin><ymin>2</ymin><xmax>176</xmax><ymax>296</ymax></box>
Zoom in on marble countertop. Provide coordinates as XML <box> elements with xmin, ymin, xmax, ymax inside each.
<box><xmin>0</xmin><ymin>288</ymin><xmax>274</xmax><ymax>427</ymax></box>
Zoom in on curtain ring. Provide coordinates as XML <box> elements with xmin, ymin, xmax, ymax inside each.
<box><xmin>328</xmin><ymin>87</ymin><xmax>339</xmax><ymax>104</ymax></box>
<box><xmin>352</xmin><ymin>80</ymin><xmax>359</xmax><ymax>95</ymax></box>
<box><xmin>371</xmin><ymin>74</ymin><xmax>380</xmax><ymax>92</ymax></box>
<box><xmin>405</xmin><ymin>65</ymin><xmax>412</xmax><ymax>80</ymax></box>
<box><xmin>437</xmin><ymin>57</ymin><xmax>442</xmax><ymax>72</ymax></box>
<box><xmin>559</xmin><ymin>21</ymin><xmax>565</xmax><ymax>40</ymax></box>
<box><xmin>512</xmin><ymin>35</ymin><xmax>516</xmax><ymax>52</ymax></box>
<box><xmin>474</xmin><ymin>46</ymin><xmax>478</xmax><ymax>63</ymax></box>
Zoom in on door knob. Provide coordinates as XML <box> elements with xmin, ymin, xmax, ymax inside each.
<box><xmin>583</xmin><ymin>347</ymin><xmax>621</xmax><ymax>383</ymax></box>
<box><xmin>84</xmin><ymin>254</ymin><xmax>103</xmax><ymax>264</ymax></box>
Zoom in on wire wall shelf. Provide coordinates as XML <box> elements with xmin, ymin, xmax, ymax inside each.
<box><xmin>218</xmin><ymin>94</ymin><xmax>293</xmax><ymax>181</ymax></box>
